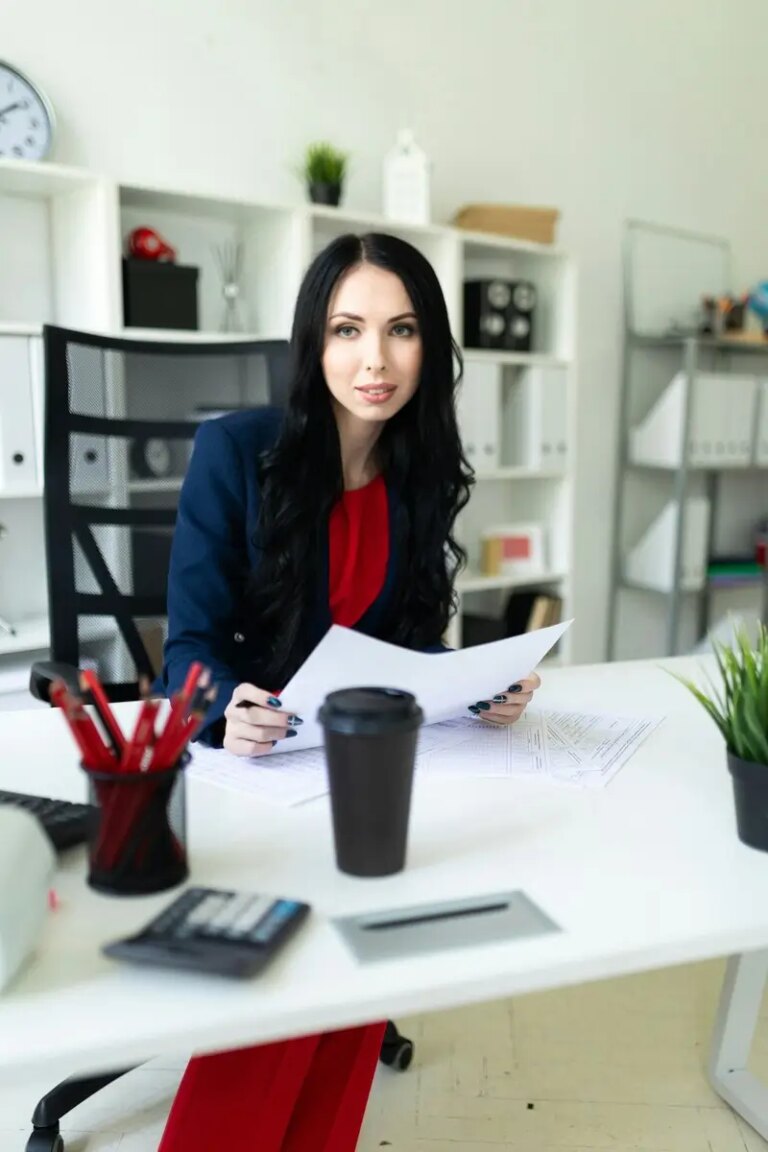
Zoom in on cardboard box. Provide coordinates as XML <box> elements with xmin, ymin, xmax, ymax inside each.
<box><xmin>451</xmin><ymin>204</ymin><xmax>560</xmax><ymax>246</ymax></box>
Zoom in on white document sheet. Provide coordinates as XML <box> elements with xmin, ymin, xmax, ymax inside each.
<box><xmin>544</xmin><ymin>710</ymin><xmax>662</xmax><ymax>789</ymax></box>
<box><xmin>278</xmin><ymin>620</ymin><xmax>571</xmax><ymax>752</ymax></box>
<box><xmin>189</xmin><ymin>742</ymin><xmax>330</xmax><ymax>807</ymax></box>
<box><xmin>415</xmin><ymin>713</ymin><xmax>549</xmax><ymax>778</ymax></box>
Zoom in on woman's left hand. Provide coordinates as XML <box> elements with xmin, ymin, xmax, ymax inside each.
<box><xmin>467</xmin><ymin>672</ymin><xmax>541</xmax><ymax>725</ymax></box>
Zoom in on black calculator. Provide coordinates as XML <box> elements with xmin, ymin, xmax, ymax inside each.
<box><xmin>103</xmin><ymin>886</ymin><xmax>311</xmax><ymax>979</ymax></box>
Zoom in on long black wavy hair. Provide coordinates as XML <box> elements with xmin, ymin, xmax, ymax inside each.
<box><xmin>246</xmin><ymin>232</ymin><xmax>474</xmax><ymax>689</ymax></box>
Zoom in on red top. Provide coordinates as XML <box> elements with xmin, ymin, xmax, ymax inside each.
<box><xmin>328</xmin><ymin>474</ymin><xmax>389</xmax><ymax>628</ymax></box>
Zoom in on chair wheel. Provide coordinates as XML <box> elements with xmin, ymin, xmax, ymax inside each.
<box><xmin>379</xmin><ymin>1036</ymin><xmax>414</xmax><ymax>1071</ymax></box>
<box><xmin>26</xmin><ymin>1130</ymin><xmax>64</xmax><ymax>1152</ymax></box>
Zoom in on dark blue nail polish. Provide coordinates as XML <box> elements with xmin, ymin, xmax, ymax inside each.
<box><xmin>267</xmin><ymin>696</ymin><xmax>282</xmax><ymax>708</ymax></box>
<box><xmin>475</xmin><ymin>701</ymin><xmax>491</xmax><ymax>711</ymax></box>
<box><xmin>288</xmin><ymin>715</ymin><xmax>303</xmax><ymax>725</ymax></box>
<box><xmin>285</xmin><ymin>728</ymin><xmax>297</xmax><ymax>738</ymax></box>
<box><xmin>468</xmin><ymin>705</ymin><xmax>480</xmax><ymax>714</ymax></box>
<box><xmin>493</xmin><ymin>694</ymin><xmax>506</xmax><ymax>703</ymax></box>
<box><xmin>270</xmin><ymin>740</ymin><xmax>278</xmax><ymax>747</ymax></box>
<box><xmin>508</xmin><ymin>683</ymin><xmax>523</xmax><ymax>693</ymax></box>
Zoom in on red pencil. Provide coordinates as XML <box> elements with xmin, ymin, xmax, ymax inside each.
<box><xmin>51</xmin><ymin>680</ymin><xmax>114</xmax><ymax>770</ymax></box>
<box><xmin>163</xmin><ymin>685</ymin><xmax>218</xmax><ymax>768</ymax></box>
<box><xmin>80</xmin><ymin>669</ymin><xmax>125</xmax><ymax>759</ymax></box>
<box><xmin>120</xmin><ymin>698</ymin><xmax>161</xmax><ymax>772</ymax></box>
<box><xmin>150</xmin><ymin>662</ymin><xmax>205</xmax><ymax>770</ymax></box>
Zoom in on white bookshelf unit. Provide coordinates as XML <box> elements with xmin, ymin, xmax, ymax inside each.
<box><xmin>0</xmin><ymin>156</ymin><xmax>578</xmax><ymax>691</ymax></box>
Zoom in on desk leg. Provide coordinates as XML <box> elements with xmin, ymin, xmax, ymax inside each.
<box><xmin>709</xmin><ymin>951</ymin><xmax>768</xmax><ymax>1139</ymax></box>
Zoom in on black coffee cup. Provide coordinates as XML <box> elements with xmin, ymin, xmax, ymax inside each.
<box><xmin>318</xmin><ymin>687</ymin><xmax>424</xmax><ymax>877</ymax></box>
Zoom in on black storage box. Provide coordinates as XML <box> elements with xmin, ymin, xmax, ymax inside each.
<box><xmin>123</xmin><ymin>259</ymin><xmax>199</xmax><ymax>330</ymax></box>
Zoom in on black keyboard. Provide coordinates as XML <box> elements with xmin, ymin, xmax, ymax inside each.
<box><xmin>0</xmin><ymin>789</ymin><xmax>94</xmax><ymax>852</ymax></box>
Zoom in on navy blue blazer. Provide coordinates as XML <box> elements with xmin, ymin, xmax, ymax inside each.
<box><xmin>162</xmin><ymin>407</ymin><xmax>432</xmax><ymax>744</ymax></box>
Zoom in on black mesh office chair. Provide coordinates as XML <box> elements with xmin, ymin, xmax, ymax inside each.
<box><xmin>25</xmin><ymin>325</ymin><xmax>412</xmax><ymax>1152</ymax></box>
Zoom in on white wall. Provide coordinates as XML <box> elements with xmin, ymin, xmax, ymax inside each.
<box><xmin>5</xmin><ymin>0</ymin><xmax>768</xmax><ymax>663</ymax></box>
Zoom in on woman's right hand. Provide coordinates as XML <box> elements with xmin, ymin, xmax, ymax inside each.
<box><xmin>223</xmin><ymin>683</ymin><xmax>301</xmax><ymax>757</ymax></box>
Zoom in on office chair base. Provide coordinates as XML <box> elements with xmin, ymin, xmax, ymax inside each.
<box><xmin>28</xmin><ymin>1068</ymin><xmax>136</xmax><ymax>1152</ymax></box>
<box><xmin>380</xmin><ymin>1020</ymin><xmax>414</xmax><ymax>1071</ymax></box>
<box><xmin>26</xmin><ymin>1129</ymin><xmax>64</xmax><ymax>1152</ymax></box>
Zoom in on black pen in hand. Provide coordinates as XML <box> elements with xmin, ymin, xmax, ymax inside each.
<box><xmin>235</xmin><ymin>698</ymin><xmax>303</xmax><ymax>726</ymax></box>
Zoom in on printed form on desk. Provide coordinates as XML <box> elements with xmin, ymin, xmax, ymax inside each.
<box><xmin>187</xmin><ymin>620</ymin><xmax>663</xmax><ymax>804</ymax></box>
<box><xmin>189</xmin><ymin>710</ymin><xmax>662</xmax><ymax>807</ymax></box>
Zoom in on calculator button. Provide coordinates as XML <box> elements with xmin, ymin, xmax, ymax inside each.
<box><xmin>206</xmin><ymin>893</ymin><xmax>258</xmax><ymax>933</ymax></box>
<box><xmin>186</xmin><ymin>894</ymin><xmax>229</xmax><ymax>929</ymax></box>
<box><xmin>247</xmin><ymin>902</ymin><xmax>302</xmax><ymax>945</ymax></box>
<box><xmin>228</xmin><ymin>898</ymin><xmax>275</xmax><ymax>938</ymax></box>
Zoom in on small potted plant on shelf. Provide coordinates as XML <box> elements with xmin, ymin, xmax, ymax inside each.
<box><xmin>672</xmin><ymin>621</ymin><xmax>768</xmax><ymax>851</ymax></box>
<box><xmin>303</xmin><ymin>141</ymin><xmax>348</xmax><ymax>207</ymax></box>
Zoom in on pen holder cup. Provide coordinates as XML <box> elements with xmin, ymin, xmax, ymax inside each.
<box><xmin>83</xmin><ymin>754</ymin><xmax>189</xmax><ymax>896</ymax></box>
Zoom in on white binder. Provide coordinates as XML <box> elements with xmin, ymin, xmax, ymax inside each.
<box><xmin>756</xmin><ymin>379</ymin><xmax>768</xmax><ymax>467</ymax></box>
<box><xmin>502</xmin><ymin>366</ymin><xmax>568</xmax><ymax>470</ymax></box>
<box><xmin>457</xmin><ymin>360</ymin><xmax>500</xmax><ymax>470</ymax></box>
<box><xmin>0</xmin><ymin>337</ymin><xmax>40</xmax><ymax>495</ymax></box>
<box><xmin>630</xmin><ymin>371</ymin><xmax>756</xmax><ymax>469</ymax></box>
<box><xmin>625</xmin><ymin>497</ymin><xmax>711</xmax><ymax>592</ymax></box>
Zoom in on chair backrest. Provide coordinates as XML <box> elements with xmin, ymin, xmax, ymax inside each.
<box><xmin>42</xmin><ymin>325</ymin><xmax>291</xmax><ymax>701</ymax></box>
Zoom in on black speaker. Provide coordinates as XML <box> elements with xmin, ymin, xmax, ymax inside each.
<box><xmin>463</xmin><ymin>279</ymin><xmax>536</xmax><ymax>351</ymax></box>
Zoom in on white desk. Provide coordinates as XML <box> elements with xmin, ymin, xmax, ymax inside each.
<box><xmin>1</xmin><ymin>657</ymin><xmax>767</xmax><ymax>1137</ymax></box>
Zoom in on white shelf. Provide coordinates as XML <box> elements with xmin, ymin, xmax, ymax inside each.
<box><xmin>128</xmin><ymin>477</ymin><xmax>184</xmax><ymax>493</ymax></box>
<box><xmin>0</xmin><ymin>157</ymin><xmax>101</xmax><ymax>197</ymax></box>
<box><xmin>623</xmin><ymin>576</ymin><xmax>704</xmax><ymax>595</ymax></box>
<box><xmin>462</xmin><ymin>349</ymin><xmax>570</xmax><ymax>368</ymax></box>
<box><xmin>120</xmin><ymin>181</ymin><xmax>293</xmax><ymax>224</ymax></box>
<box><xmin>474</xmin><ymin>466</ymin><xmax>565</xmax><ymax>481</ymax></box>
<box><xmin>0</xmin><ymin>615</ymin><xmax>117</xmax><ymax>657</ymax></box>
<box><xmin>119</xmin><ymin>327</ymin><xmax>286</xmax><ymax>344</ymax></box>
<box><xmin>306</xmin><ymin>202</ymin><xmax>449</xmax><ymax>240</ymax></box>
<box><xmin>458</xmin><ymin>228</ymin><xmax>567</xmax><ymax>258</ymax></box>
<box><xmin>457</xmin><ymin>570</ymin><xmax>567</xmax><ymax>594</ymax></box>
<box><xmin>0</xmin><ymin>322</ymin><xmax>43</xmax><ymax>337</ymax></box>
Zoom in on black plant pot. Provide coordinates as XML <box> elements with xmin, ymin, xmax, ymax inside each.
<box><xmin>309</xmin><ymin>181</ymin><xmax>342</xmax><ymax>207</ymax></box>
<box><xmin>728</xmin><ymin>751</ymin><xmax>768</xmax><ymax>851</ymax></box>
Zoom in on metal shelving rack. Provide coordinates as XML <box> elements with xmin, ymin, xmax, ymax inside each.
<box><xmin>607</xmin><ymin>221</ymin><xmax>768</xmax><ymax>660</ymax></box>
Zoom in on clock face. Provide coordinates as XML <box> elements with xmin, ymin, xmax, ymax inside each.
<box><xmin>0</xmin><ymin>61</ymin><xmax>54</xmax><ymax>161</ymax></box>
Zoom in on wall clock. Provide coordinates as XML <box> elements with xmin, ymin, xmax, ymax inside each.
<box><xmin>0</xmin><ymin>61</ymin><xmax>55</xmax><ymax>161</ymax></box>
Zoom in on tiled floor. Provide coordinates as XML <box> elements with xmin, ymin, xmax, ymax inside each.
<box><xmin>2</xmin><ymin>958</ymin><xmax>767</xmax><ymax>1151</ymax></box>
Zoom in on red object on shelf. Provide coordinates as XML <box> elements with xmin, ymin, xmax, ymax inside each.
<box><xmin>128</xmin><ymin>226</ymin><xmax>177</xmax><ymax>262</ymax></box>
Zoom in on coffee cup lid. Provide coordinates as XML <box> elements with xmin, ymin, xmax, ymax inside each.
<box><xmin>318</xmin><ymin>687</ymin><xmax>423</xmax><ymax>735</ymax></box>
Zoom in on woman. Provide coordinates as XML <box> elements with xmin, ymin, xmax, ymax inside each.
<box><xmin>160</xmin><ymin>232</ymin><xmax>540</xmax><ymax>1150</ymax></box>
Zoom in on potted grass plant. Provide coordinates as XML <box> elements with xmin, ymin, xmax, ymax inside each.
<box><xmin>672</xmin><ymin>621</ymin><xmax>768</xmax><ymax>851</ymax></box>
<box><xmin>303</xmin><ymin>141</ymin><xmax>348</xmax><ymax>207</ymax></box>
